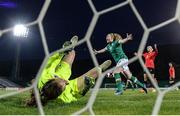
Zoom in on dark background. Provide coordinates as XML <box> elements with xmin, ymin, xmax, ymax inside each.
<box><xmin>0</xmin><ymin>0</ymin><xmax>180</xmax><ymax>87</ymax></box>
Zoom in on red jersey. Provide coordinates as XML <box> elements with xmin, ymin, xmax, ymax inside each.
<box><xmin>143</xmin><ymin>50</ymin><xmax>158</xmax><ymax>68</ymax></box>
<box><xmin>169</xmin><ymin>67</ymin><xmax>175</xmax><ymax>77</ymax></box>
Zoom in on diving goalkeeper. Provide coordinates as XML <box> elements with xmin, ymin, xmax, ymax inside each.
<box><xmin>26</xmin><ymin>36</ymin><xmax>111</xmax><ymax>106</ymax></box>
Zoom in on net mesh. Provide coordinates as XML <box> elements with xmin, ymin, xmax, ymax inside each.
<box><xmin>0</xmin><ymin>0</ymin><xmax>180</xmax><ymax>115</ymax></box>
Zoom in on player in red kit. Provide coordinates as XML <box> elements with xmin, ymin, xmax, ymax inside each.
<box><xmin>135</xmin><ymin>44</ymin><xmax>158</xmax><ymax>92</ymax></box>
<box><xmin>143</xmin><ymin>44</ymin><xmax>158</xmax><ymax>88</ymax></box>
<box><xmin>169</xmin><ymin>62</ymin><xmax>175</xmax><ymax>86</ymax></box>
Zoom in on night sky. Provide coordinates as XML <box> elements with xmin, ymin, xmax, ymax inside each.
<box><xmin>0</xmin><ymin>0</ymin><xmax>179</xmax><ymax>60</ymax></box>
<box><xmin>0</xmin><ymin>0</ymin><xmax>180</xmax><ymax>84</ymax></box>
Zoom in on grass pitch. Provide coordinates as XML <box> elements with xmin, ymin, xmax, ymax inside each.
<box><xmin>0</xmin><ymin>88</ymin><xmax>179</xmax><ymax>115</ymax></box>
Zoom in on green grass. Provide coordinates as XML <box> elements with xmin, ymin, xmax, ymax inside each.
<box><xmin>0</xmin><ymin>89</ymin><xmax>180</xmax><ymax>115</ymax></box>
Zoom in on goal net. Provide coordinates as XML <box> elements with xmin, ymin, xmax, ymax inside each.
<box><xmin>0</xmin><ymin>0</ymin><xmax>180</xmax><ymax>115</ymax></box>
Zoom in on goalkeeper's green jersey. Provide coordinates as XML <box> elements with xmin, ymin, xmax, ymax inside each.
<box><xmin>106</xmin><ymin>40</ymin><xmax>128</xmax><ymax>63</ymax></box>
<box><xmin>38</xmin><ymin>52</ymin><xmax>81</xmax><ymax>103</ymax></box>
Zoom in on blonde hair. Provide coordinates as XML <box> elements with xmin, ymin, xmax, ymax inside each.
<box><xmin>108</xmin><ymin>33</ymin><xmax>123</xmax><ymax>41</ymax></box>
<box><xmin>114</xmin><ymin>33</ymin><xmax>123</xmax><ymax>40</ymax></box>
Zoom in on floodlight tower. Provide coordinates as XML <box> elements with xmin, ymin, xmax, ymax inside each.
<box><xmin>13</xmin><ymin>24</ymin><xmax>29</xmax><ymax>38</ymax></box>
<box><xmin>12</xmin><ymin>24</ymin><xmax>29</xmax><ymax>80</ymax></box>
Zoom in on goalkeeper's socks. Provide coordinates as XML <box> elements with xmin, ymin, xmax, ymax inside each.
<box><xmin>99</xmin><ymin>60</ymin><xmax>112</xmax><ymax>72</ymax></box>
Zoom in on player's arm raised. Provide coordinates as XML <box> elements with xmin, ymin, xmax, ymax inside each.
<box><xmin>154</xmin><ymin>44</ymin><xmax>158</xmax><ymax>52</ymax></box>
<box><xmin>118</xmin><ymin>33</ymin><xmax>133</xmax><ymax>44</ymax></box>
<box><xmin>154</xmin><ymin>44</ymin><xmax>158</xmax><ymax>56</ymax></box>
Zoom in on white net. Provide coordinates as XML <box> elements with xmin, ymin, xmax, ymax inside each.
<box><xmin>0</xmin><ymin>0</ymin><xmax>180</xmax><ymax>115</ymax></box>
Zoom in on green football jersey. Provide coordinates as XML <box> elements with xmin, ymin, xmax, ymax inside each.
<box><xmin>106</xmin><ymin>40</ymin><xmax>128</xmax><ymax>63</ymax></box>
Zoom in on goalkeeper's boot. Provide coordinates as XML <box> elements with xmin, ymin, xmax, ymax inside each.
<box><xmin>99</xmin><ymin>60</ymin><xmax>112</xmax><ymax>72</ymax></box>
<box><xmin>62</xmin><ymin>41</ymin><xmax>71</xmax><ymax>49</ymax></box>
<box><xmin>62</xmin><ymin>35</ymin><xmax>78</xmax><ymax>52</ymax></box>
<box><xmin>70</xmin><ymin>35</ymin><xmax>78</xmax><ymax>49</ymax></box>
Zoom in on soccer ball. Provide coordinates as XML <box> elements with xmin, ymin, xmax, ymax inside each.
<box><xmin>152</xmin><ymin>88</ymin><xmax>156</xmax><ymax>92</ymax></box>
<box><xmin>175</xmin><ymin>87</ymin><xmax>179</xmax><ymax>91</ymax></box>
<box><xmin>139</xmin><ymin>89</ymin><xmax>145</xmax><ymax>93</ymax></box>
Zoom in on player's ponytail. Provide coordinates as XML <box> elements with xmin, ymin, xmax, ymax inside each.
<box><xmin>108</xmin><ymin>33</ymin><xmax>122</xmax><ymax>41</ymax></box>
<box><xmin>113</xmin><ymin>33</ymin><xmax>123</xmax><ymax>41</ymax></box>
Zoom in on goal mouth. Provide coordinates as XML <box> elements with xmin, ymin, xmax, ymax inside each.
<box><xmin>0</xmin><ymin>0</ymin><xmax>180</xmax><ymax>115</ymax></box>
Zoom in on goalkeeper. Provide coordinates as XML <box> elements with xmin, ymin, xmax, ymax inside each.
<box><xmin>26</xmin><ymin>36</ymin><xmax>112</xmax><ymax>106</ymax></box>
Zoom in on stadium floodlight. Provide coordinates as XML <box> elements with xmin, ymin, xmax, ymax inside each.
<box><xmin>13</xmin><ymin>24</ymin><xmax>29</xmax><ymax>37</ymax></box>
